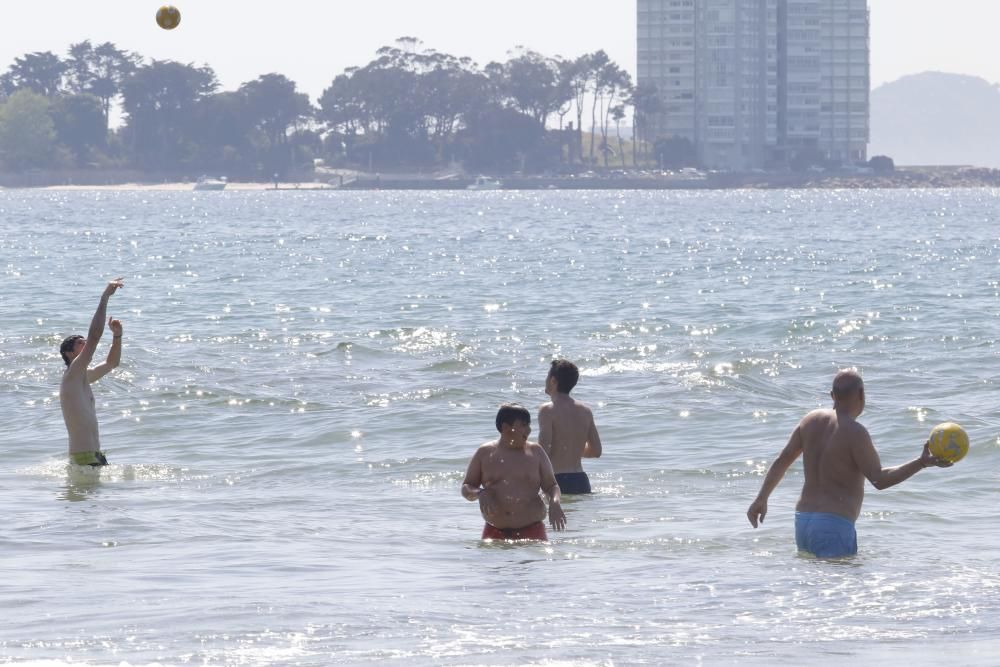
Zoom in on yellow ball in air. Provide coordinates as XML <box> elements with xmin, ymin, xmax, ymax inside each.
<box><xmin>156</xmin><ymin>5</ymin><xmax>181</xmax><ymax>30</ymax></box>
<box><xmin>928</xmin><ymin>422</ymin><xmax>969</xmax><ymax>463</ymax></box>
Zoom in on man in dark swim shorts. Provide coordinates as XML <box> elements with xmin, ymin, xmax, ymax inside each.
<box><xmin>538</xmin><ymin>360</ymin><xmax>603</xmax><ymax>494</ymax></box>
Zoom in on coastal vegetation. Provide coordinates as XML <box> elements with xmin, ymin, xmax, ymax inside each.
<box><xmin>0</xmin><ymin>38</ymin><xmax>667</xmax><ymax>180</ymax></box>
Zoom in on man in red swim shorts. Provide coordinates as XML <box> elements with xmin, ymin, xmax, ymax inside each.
<box><xmin>462</xmin><ymin>403</ymin><xmax>566</xmax><ymax>541</ymax></box>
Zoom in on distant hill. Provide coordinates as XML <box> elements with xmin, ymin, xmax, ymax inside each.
<box><xmin>870</xmin><ymin>72</ymin><xmax>1000</xmax><ymax>168</ymax></box>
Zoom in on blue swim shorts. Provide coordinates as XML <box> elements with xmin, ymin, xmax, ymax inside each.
<box><xmin>795</xmin><ymin>511</ymin><xmax>857</xmax><ymax>558</ymax></box>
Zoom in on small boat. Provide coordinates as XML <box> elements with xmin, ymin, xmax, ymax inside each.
<box><xmin>467</xmin><ymin>175</ymin><xmax>502</xmax><ymax>190</ymax></box>
<box><xmin>193</xmin><ymin>175</ymin><xmax>227</xmax><ymax>191</ymax></box>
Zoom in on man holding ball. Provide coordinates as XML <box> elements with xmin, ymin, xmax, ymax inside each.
<box><xmin>746</xmin><ymin>369</ymin><xmax>952</xmax><ymax>558</ymax></box>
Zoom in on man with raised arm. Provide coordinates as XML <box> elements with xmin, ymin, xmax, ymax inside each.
<box><xmin>462</xmin><ymin>403</ymin><xmax>566</xmax><ymax>541</ymax></box>
<box><xmin>59</xmin><ymin>279</ymin><xmax>125</xmax><ymax>466</ymax></box>
<box><xmin>746</xmin><ymin>369</ymin><xmax>951</xmax><ymax>558</ymax></box>
<box><xmin>538</xmin><ymin>360</ymin><xmax>602</xmax><ymax>494</ymax></box>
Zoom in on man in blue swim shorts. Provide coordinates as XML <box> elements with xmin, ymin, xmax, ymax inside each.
<box><xmin>538</xmin><ymin>360</ymin><xmax>603</xmax><ymax>495</ymax></box>
<box><xmin>746</xmin><ymin>369</ymin><xmax>953</xmax><ymax>558</ymax></box>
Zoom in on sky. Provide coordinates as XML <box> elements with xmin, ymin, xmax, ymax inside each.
<box><xmin>2</xmin><ymin>0</ymin><xmax>999</xmax><ymax>101</ymax></box>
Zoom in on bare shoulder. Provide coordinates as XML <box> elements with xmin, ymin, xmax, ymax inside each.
<box><xmin>800</xmin><ymin>408</ymin><xmax>832</xmax><ymax>424</ymax></box>
<box><xmin>478</xmin><ymin>439</ymin><xmax>498</xmax><ymax>451</ymax></box>
<box><xmin>526</xmin><ymin>441</ymin><xmax>547</xmax><ymax>456</ymax></box>
<box><xmin>538</xmin><ymin>401</ymin><xmax>553</xmax><ymax>414</ymax></box>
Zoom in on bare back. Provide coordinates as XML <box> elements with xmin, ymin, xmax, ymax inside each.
<box><xmin>538</xmin><ymin>394</ymin><xmax>601</xmax><ymax>474</ymax></box>
<box><xmin>796</xmin><ymin>409</ymin><xmax>870</xmax><ymax>520</ymax></box>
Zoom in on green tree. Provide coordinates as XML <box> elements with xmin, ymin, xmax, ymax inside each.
<box><xmin>502</xmin><ymin>48</ymin><xmax>567</xmax><ymax>127</ymax></box>
<box><xmin>188</xmin><ymin>91</ymin><xmax>256</xmax><ymax>176</ymax></box>
<box><xmin>121</xmin><ymin>60</ymin><xmax>218</xmax><ymax>169</ymax></box>
<box><xmin>628</xmin><ymin>83</ymin><xmax>663</xmax><ymax>166</ymax></box>
<box><xmin>4</xmin><ymin>51</ymin><xmax>67</xmax><ymax>97</ymax></box>
<box><xmin>596</xmin><ymin>63</ymin><xmax>632</xmax><ymax>166</ymax></box>
<box><xmin>0</xmin><ymin>89</ymin><xmax>56</xmax><ymax>169</ymax></box>
<box><xmin>460</xmin><ymin>105</ymin><xmax>546</xmax><ymax>173</ymax></box>
<box><xmin>868</xmin><ymin>155</ymin><xmax>895</xmax><ymax>174</ymax></box>
<box><xmin>654</xmin><ymin>135</ymin><xmax>698</xmax><ymax>169</ymax></box>
<box><xmin>239</xmin><ymin>73</ymin><xmax>312</xmax><ymax>176</ymax></box>
<box><xmin>611</xmin><ymin>104</ymin><xmax>627</xmax><ymax>167</ymax></box>
<box><xmin>50</xmin><ymin>93</ymin><xmax>106</xmax><ymax>165</ymax></box>
<box><xmin>586</xmin><ymin>50</ymin><xmax>610</xmax><ymax>163</ymax></box>
<box><xmin>66</xmin><ymin>41</ymin><xmax>142</xmax><ymax>133</ymax></box>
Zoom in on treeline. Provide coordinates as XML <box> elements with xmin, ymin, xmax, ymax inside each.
<box><xmin>0</xmin><ymin>38</ymin><xmax>680</xmax><ymax>178</ymax></box>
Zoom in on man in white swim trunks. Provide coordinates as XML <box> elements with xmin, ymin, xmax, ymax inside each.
<box><xmin>59</xmin><ymin>279</ymin><xmax>125</xmax><ymax>466</ymax></box>
<box><xmin>746</xmin><ymin>369</ymin><xmax>952</xmax><ymax>557</ymax></box>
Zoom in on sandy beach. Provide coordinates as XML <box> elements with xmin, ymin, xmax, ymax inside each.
<box><xmin>31</xmin><ymin>182</ymin><xmax>336</xmax><ymax>191</ymax></box>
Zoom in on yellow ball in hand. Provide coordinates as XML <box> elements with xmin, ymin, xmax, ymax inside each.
<box><xmin>156</xmin><ymin>5</ymin><xmax>181</xmax><ymax>30</ymax></box>
<box><xmin>928</xmin><ymin>422</ymin><xmax>969</xmax><ymax>463</ymax></box>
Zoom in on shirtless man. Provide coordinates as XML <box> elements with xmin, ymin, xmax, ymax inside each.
<box><xmin>538</xmin><ymin>360</ymin><xmax>602</xmax><ymax>494</ymax></box>
<box><xmin>746</xmin><ymin>369</ymin><xmax>951</xmax><ymax>557</ymax></box>
<box><xmin>59</xmin><ymin>279</ymin><xmax>125</xmax><ymax>467</ymax></box>
<box><xmin>462</xmin><ymin>403</ymin><xmax>566</xmax><ymax>540</ymax></box>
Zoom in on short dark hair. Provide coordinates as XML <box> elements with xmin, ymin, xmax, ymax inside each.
<box><xmin>495</xmin><ymin>403</ymin><xmax>531</xmax><ymax>432</ymax></box>
<box><xmin>548</xmin><ymin>359</ymin><xmax>579</xmax><ymax>394</ymax></box>
<box><xmin>60</xmin><ymin>335</ymin><xmax>84</xmax><ymax>366</ymax></box>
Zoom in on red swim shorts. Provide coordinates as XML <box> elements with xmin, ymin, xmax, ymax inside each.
<box><xmin>482</xmin><ymin>521</ymin><xmax>548</xmax><ymax>541</ymax></box>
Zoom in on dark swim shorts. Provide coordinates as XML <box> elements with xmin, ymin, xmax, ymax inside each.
<box><xmin>555</xmin><ymin>471</ymin><xmax>592</xmax><ymax>495</ymax></box>
<box><xmin>482</xmin><ymin>521</ymin><xmax>548</xmax><ymax>541</ymax></box>
<box><xmin>70</xmin><ymin>451</ymin><xmax>109</xmax><ymax>467</ymax></box>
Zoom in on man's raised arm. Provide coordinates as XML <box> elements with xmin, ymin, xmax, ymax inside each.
<box><xmin>71</xmin><ymin>279</ymin><xmax>123</xmax><ymax>373</ymax></box>
<box><xmin>87</xmin><ymin>317</ymin><xmax>123</xmax><ymax>383</ymax></box>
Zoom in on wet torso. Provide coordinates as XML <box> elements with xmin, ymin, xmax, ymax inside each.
<box><xmin>478</xmin><ymin>441</ymin><xmax>547</xmax><ymax>529</ymax></box>
<box><xmin>60</xmin><ymin>371</ymin><xmax>100</xmax><ymax>454</ymax></box>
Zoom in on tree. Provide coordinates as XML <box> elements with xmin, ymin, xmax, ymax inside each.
<box><xmin>868</xmin><ymin>155</ymin><xmax>895</xmax><ymax>174</ymax></box>
<box><xmin>596</xmin><ymin>63</ymin><xmax>632</xmax><ymax>166</ymax></box>
<box><xmin>240</xmin><ymin>73</ymin><xmax>312</xmax><ymax>176</ymax></box>
<box><xmin>629</xmin><ymin>83</ymin><xmax>663</xmax><ymax>166</ymax></box>
<box><xmin>3</xmin><ymin>51</ymin><xmax>67</xmax><ymax>97</ymax></box>
<box><xmin>502</xmin><ymin>48</ymin><xmax>567</xmax><ymax>127</ymax></box>
<box><xmin>240</xmin><ymin>74</ymin><xmax>312</xmax><ymax>148</ymax></box>
<box><xmin>653</xmin><ymin>135</ymin><xmax>698</xmax><ymax>169</ymax></box>
<box><xmin>0</xmin><ymin>89</ymin><xmax>56</xmax><ymax>169</ymax></box>
<box><xmin>459</xmin><ymin>105</ymin><xmax>546</xmax><ymax>173</ymax></box>
<box><xmin>586</xmin><ymin>50</ymin><xmax>610</xmax><ymax>163</ymax></box>
<box><xmin>611</xmin><ymin>104</ymin><xmax>627</xmax><ymax>167</ymax></box>
<box><xmin>187</xmin><ymin>91</ymin><xmax>256</xmax><ymax>177</ymax></box>
<box><xmin>66</xmin><ymin>41</ymin><xmax>142</xmax><ymax>133</ymax></box>
<box><xmin>50</xmin><ymin>93</ymin><xmax>106</xmax><ymax>165</ymax></box>
<box><xmin>121</xmin><ymin>60</ymin><xmax>218</xmax><ymax>169</ymax></box>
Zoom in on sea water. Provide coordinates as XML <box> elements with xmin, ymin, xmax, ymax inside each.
<box><xmin>0</xmin><ymin>188</ymin><xmax>998</xmax><ymax>666</ymax></box>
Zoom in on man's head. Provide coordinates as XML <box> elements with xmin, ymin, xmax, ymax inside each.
<box><xmin>495</xmin><ymin>403</ymin><xmax>531</xmax><ymax>445</ymax></box>
<box><xmin>831</xmin><ymin>368</ymin><xmax>865</xmax><ymax>415</ymax></box>
<box><xmin>60</xmin><ymin>335</ymin><xmax>85</xmax><ymax>366</ymax></box>
<box><xmin>546</xmin><ymin>359</ymin><xmax>579</xmax><ymax>395</ymax></box>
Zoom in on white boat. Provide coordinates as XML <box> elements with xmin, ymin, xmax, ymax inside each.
<box><xmin>194</xmin><ymin>175</ymin><xmax>227</xmax><ymax>191</ymax></box>
<box><xmin>467</xmin><ymin>175</ymin><xmax>502</xmax><ymax>190</ymax></box>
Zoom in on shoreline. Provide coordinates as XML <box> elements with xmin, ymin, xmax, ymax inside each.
<box><xmin>2</xmin><ymin>167</ymin><xmax>999</xmax><ymax>192</ymax></box>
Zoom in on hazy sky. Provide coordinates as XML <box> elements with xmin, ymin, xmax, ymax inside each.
<box><xmin>2</xmin><ymin>0</ymin><xmax>998</xmax><ymax>100</ymax></box>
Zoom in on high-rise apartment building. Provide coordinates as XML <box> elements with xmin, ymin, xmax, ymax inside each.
<box><xmin>637</xmin><ymin>0</ymin><xmax>869</xmax><ymax>169</ymax></box>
